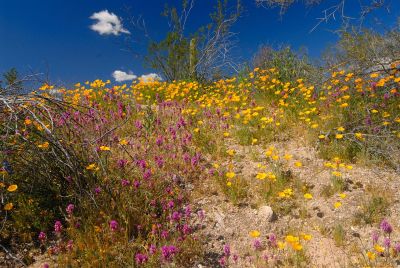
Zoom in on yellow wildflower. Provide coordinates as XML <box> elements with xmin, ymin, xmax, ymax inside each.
<box><xmin>86</xmin><ymin>163</ymin><xmax>98</xmax><ymax>170</ymax></box>
<box><xmin>7</xmin><ymin>184</ymin><xmax>18</xmax><ymax>192</ymax></box>
<box><xmin>294</xmin><ymin>161</ymin><xmax>302</xmax><ymax>167</ymax></box>
<box><xmin>226</xmin><ymin>149</ymin><xmax>236</xmax><ymax>156</ymax></box>
<box><xmin>250</xmin><ymin>230</ymin><xmax>260</xmax><ymax>238</ymax></box>
<box><xmin>374</xmin><ymin>244</ymin><xmax>384</xmax><ymax>253</ymax></box>
<box><xmin>277</xmin><ymin>241</ymin><xmax>286</xmax><ymax>250</ymax></box>
<box><xmin>119</xmin><ymin>139</ymin><xmax>128</xmax><ymax>145</ymax></box>
<box><xmin>4</xmin><ymin>203</ymin><xmax>13</xmax><ymax>211</ymax></box>
<box><xmin>37</xmin><ymin>142</ymin><xmax>49</xmax><ymax>149</ymax></box>
<box><xmin>304</xmin><ymin>193</ymin><xmax>313</xmax><ymax>200</ymax></box>
<box><xmin>256</xmin><ymin>173</ymin><xmax>267</xmax><ymax>180</ymax></box>
<box><xmin>291</xmin><ymin>242</ymin><xmax>303</xmax><ymax>251</ymax></box>
<box><xmin>301</xmin><ymin>234</ymin><xmax>312</xmax><ymax>241</ymax></box>
<box><xmin>284</xmin><ymin>154</ymin><xmax>293</xmax><ymax>160</ymax></box>
<box><xmin>226</xmin><ymin>172</ymin><xmax>236</xmax><ymax>179</ymax></box>
<box><xmin>367</xmin><ymin>251</ymin><xmax>376</xmax><ymax>261</ymax></box>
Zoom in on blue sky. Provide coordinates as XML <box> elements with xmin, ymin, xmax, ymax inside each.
<box><xmin>1</xmin><ymin>0</ymin><xmax>399</xmax><ymax>86</ymax></box>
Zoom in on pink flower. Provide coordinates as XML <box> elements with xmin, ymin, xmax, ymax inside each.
<box><xmin>109</xmin><ymin>220</ymin><xmax>118</xmax><ymax>231</ymax></box>
<box><xmin>54</xmin><ymin>220</ymin><xmax>63</xmax><ymax>234</ymax></box>
<box><xmin>38</xmin><ymin>231</ymin><xmax>47</xmax><ymax>243</ymax></box>
<box><xmin>66</xmin><ymin>204</ymin><xmax>75</xmax><ymax>215</ymax></box>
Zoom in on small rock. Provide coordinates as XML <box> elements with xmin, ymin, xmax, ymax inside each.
<box><xmin>317</xmin><ymin>212</ymin><xmax>324</xmax><ymax>218</ymax></box>
<box><xmin>352</xmin><ymin>232</ymin><xmax>360</xmax><ymax>238</ymax></box>
<box><xmin>258</xmin><ymin>205</ymin><xmax>276</xmax><ymax>222</ymax></box>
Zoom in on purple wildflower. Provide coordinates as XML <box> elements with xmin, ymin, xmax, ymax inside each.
<box><xmin>253</xmin><ymin>239</ymin><xmax>262</xmax><ymax>250</ymax></box>
<box><xmin>117</xmin><ymin>159</ymin><xmax>128</xmax><ymax>169</ymax></box>
<box><xmin>380</xmin><ymin>219</ymin><xmax>393</xmax><ymax>234</ymax></box>
<box><xmin>109</xmin><ymin>220</ymin><xmax>118</xmax><ymax>232</ymax></box>
<box><xmin>94</xmin><ymin>186</ymin><xmax>101</xmax><ymax>194</ymax></box>
<box><xmin>182</xmin><ymin>224</ymin><xmax>191</xmax><ymax>235</ymax></box>
<box><xmin>54</xmin><ymin>220</ymin><xmax>62</xmax><ymax>234</ymax></box>
<box><xmin>67</xmin><ymin>240</ymin><xmax>73</xmax><ymax>251</ymax></box>
<box><xmin>38</xmin><ymin>231</ymin><xmax>47</xmax><ymax>243</ymax></box>
<box><xmin>161</xmin><ymin>230</ymin><xmax>169</xmax><ymax>239</ymax></box>
<box><xmin>121</xmin><ymin>179</ymin><xmax>130</xmax><ymax>187</ymax></box>
<box><xmin>218</xmin><ymin>256</ymin><xmax>226</xmax><ymax>266</ymax></box>
<box><xmin>223</xmin><ymin>244</ymin><xmax>231</xmax><ymax>257</ymax></box>
<box><xmin>135</xmin><ymin>253</ymin><xmax>148</xmax><ymax>264</ymax></box>
<box><xmin>156</xmin><ymin>136</ymin><xmax>163</xmax><ymax>146</ymax></box>
<box><xmin>171</xmin><ymin>211</ymin><xmax>181</xmax><ymax>222</ymax></box>
<box><xmin>184</xmin><ymin>205</ymin><xmax>192</xmax><ymax>218</ymax></box>
<box><xmin>143</xmin><ymin>169</ymin><xmax>152</xmax><ymax>180</ymax></box>
<box><xmin>383</xmin><ymin>237</ymin><xmax>391</xmax><ymax>248</ymax></box>
<box><xmin>66</xmin><ymin>204</ymin><xmax>75</xmax><ymax>215</ymax></box>
<box><xmin>161</xmin><ymin>245</ymin><xmax>177</xmax><ymax>261</ymax></box>
<box><xmin>167</xmin><ymin>200</ymin><xmax>174</xmax><ymax>209</ymax></box>
<box><xmin>372</xmin><ymin>231</ymin><xmax>379</xmax><ymax>244</ymax></box>
<box><xmin>394</xmin><ymin>243</ymin><xmax>400</xmax><ymax>253</ymax></box>
<box><xmin>269</xmin><ymin>233</ymin><xmax>277</xmax><ymax>247</ymax></box>
<box><xmin>149</xmin><ymin>244</ymin><xmax>157</xmax><ymax>255</ymax></box>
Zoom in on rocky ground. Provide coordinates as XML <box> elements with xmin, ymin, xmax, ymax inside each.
<box><xmin>192</xmin><ymin>136</ymin><xmax>400</xmax><ymax>267</ymax></box>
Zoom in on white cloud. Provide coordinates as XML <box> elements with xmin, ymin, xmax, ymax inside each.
<box><xmin>90</xmin><ymin>10</ymin><xmax>130</xmax><ymax>35</ymax></box>
<box><xmin>112</xmin><ymin>70</ymin><xmax>137</xmax><ymax>82</ymax></box>
<box><xmin>139</xmin><ymin>73</ymin><xmax>162</xmax><ymax>82</ymax></box>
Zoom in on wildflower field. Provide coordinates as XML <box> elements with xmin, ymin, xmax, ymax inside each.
<box><xmin>1</xmin><ymin>65</ymin><xmax>400</xmax><ymax>267</ymax></box>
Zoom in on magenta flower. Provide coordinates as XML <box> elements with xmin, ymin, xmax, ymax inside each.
<box><xmin>171</xmin><ymin>211</ymin><xmax>181</xmax><ymax>222</ymax></box>
<box><xmin>135</xmin><ymin>120</ymin><xmax>143</xmax><ymax>129</ymax></box>
<box><xmin>161</xmin><ymin>245</ymin><xmax>177</xmax><ymax>261</ymax></box>
<box><xmin>383</xmin><ymin>237</ymin><xmax>391</xmax><ymax>248</ymax></box>
<box><xmin>184</xmin><ymin>205</ymin><xmax>192</xmax><ymax>218</ymax></box>
<box><xmin>109</xmin><ymin>220</ymin><xmax>118</xmax><ymax>232</ymax></box>
<box><xmin>269</xmin><ymin>233</ymin><xmax>277</xmax><ymax>247</ymax></box>
<box><xmin>117</xmin><ymin>159</ymin><xmax>128</xmax><ymax>169</ymax></box>
<box><xmin>121</xmin><ymin>179</ymin><xmax>130</xmax><ymax>187</ymax></box>
<box><xmin>182</xmin><ymin>224</ymin><xmax>191</xmax><ymax>235</ymax></box>
<box><xmin>66</xmin><ymin>204</ymin><xmax>75</xmax><ymax>215</ymax></box>
<box><xmin>143</xmin><ymin>169</ymin><xmax>152</xmax><ymax>180</ymax></box>
<box><xmin>218</xmin><ymin>256</ymin><xmax>226</xmax><ymax>266</ymax></box>
<box><xmin>135</xmin><ymin>253</ymin><xmax>148</xmax><ymax>264</ymax></box>
<box><xmin>371</xmin><ymin>231</ymin><xmax>379</xmax><ymax>243</ymax></box>
<box><xmin>54</xmin><ymin>220</ymin><xmax>63</xmax><ymax>234</ymax></box>
<box><xmin>156</xmin><ymin>136</ymin><xmax>164</xmax><ymax>146</ymax></box>
<box><xmin>67</xmin><ymin>240</ymin><xmax>73</xmax><ymax>251</ymax></box>
<box><xmin>167</xmin><ymin>200</ymin><xmax>174</xmax><ymax>209</ymax></box>
<box><xmin>380</xmin><ymin>219</ymin><xmax>393</xmax><ymax>234</ymax></box>
<box><xmin>38</xmin><ymin>231</ymin><xmax>47</xmax><ymax>243</ymax></box>
<box><xmin>223</xmin><ymin>244</ymin><xmax>231</xmax><ymax>257</ymax></box>
<box><xmin>253</xmin><ymin>239</ymin><xmax>262</xmax><ymax>250</ymax></box>
<box><xmin>149</xmin><ymin>244</ymin><xmax>157</xmax><ymax>255</ymax></box>
<box><xmin>94</xmin><ymin>186</ymin><xmax>101</xmax><ymax>194</ymax></box>
<box><xmin>161</xmin><ymin>230</ymin><xmax>169</xmax><ymax>239</ymax></box>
